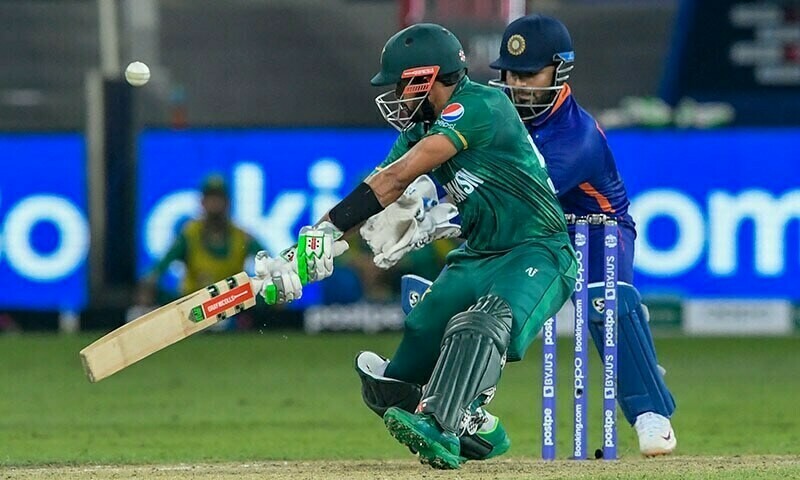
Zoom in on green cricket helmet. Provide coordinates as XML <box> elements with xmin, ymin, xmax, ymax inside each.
<box><xmin>372</xmin><ymin>23</ymin><xmax>468</xmax><ymax>131</ymax></box>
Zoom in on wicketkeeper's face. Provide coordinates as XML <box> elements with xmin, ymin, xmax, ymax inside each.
<box><xmin>506</xmin><ymin>66</ymin><xmax>557</xmax><ymax>104</ymax></box>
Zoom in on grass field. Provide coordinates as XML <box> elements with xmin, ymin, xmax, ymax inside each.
<box><xmin>2</xmin><ymin>332</ymin><xmax>799</xmax><ymax>479</ymax></box>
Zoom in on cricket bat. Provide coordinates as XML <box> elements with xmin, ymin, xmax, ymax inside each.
<box><xmin>79</xmin><ymin>271</ymin><xmax>260</xmax><ymax>383</ymax></box>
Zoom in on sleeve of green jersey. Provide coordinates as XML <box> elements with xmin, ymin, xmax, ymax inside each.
<box><xmin>370</xmin><ymin>123</ymin><xmax>430</xmax><ymax>176</ymax></box>
<box><xmin>372</xmin><ymin>131</ymin><xmax>413</xmax><ymax>175</ymax></box>
<box><xmin>426</xmin><ymin>95</ymin><xmax>494</xmax><ymax>152</ymax></box>
<box><xmin>245</xmin><ymin>234</ymin><xmax>264</xmax><ymax>257</ymax></box>
<box><xmin>147</xmin><ymin>230</ymin><xmax>188</xmax><ymax>279</ymax></box>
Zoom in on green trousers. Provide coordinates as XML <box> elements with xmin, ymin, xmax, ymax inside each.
<box><xmin>385</xmin><ymin>237</ymin><xmax>577</xmax><ymax>385</ymax></box>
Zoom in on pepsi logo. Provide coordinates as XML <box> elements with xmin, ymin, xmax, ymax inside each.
<box><xmin>441</xmin><ymin>103</ymin><xmax>464</xmax><ymax>122</ymax></box>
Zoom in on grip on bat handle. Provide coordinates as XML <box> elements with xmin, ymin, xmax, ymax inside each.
<box><xmin>259</xmin><ymin>275</ymin><xmax>289</xmax><ymax>305</ymax></box>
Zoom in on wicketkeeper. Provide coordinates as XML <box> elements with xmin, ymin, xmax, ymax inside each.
<box><xmin>486</xmin><ymin>14</ymin><xmax>677</xmax><ymax>456</ymax></box>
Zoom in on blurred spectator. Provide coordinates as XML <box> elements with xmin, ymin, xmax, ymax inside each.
<box><xmin>136</xmin><ymin>175</ymin><xmax>264</xmax><ymax>313</ymax></box>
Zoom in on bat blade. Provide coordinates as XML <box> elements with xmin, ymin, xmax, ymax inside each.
<box><xmin>79</xmin><ymin>271</ymin><xmax>257</xmax><ymax>382</ymax></box>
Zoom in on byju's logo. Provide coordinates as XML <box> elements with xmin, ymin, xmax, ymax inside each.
<box><xmin>408</xmin><ymin>291</ymin><xmax>420</xmax><ymax>309</ymax></box>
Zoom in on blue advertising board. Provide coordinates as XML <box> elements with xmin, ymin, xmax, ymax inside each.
<box><xmin>137</xmin><ymin>129</ymin><xmax>396</xmax><ymax>303</ymax></box>
<box><xmin>139</xmin><ymin>128</ymin><xmax>800</xmax><ymax>301</ymax></box>
<box><xmin>610</xmin><ymin>128</ymin><xmax>800</xmax><ymax>298</ymax></box>
<box><xmin>0</xmin><ymin>134</ymin><xmax>88</xmax><ymax>310</ymax></box>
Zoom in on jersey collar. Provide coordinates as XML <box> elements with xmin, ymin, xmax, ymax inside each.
<box><xmin>451</xmin><ymin>75</ymin><xmax>470</xmax><ymax>96</ymax></box>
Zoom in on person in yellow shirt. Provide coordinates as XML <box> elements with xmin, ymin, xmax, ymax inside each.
<box><xmin>139</xmin><ymin>175</ymin><xmax>263</xmax><ymax>302</ymax></box>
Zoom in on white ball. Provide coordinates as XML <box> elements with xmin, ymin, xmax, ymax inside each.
<box><xmin>125</xmin><ymin>61</ymin><xmax>150</xmax><ymax>87</ymax></box>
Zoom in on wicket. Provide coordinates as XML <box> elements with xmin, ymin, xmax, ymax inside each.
<box><xmin>541</xmin><ymin>214</ymin><xmax>618</xmax><ymax>460</ymax></box>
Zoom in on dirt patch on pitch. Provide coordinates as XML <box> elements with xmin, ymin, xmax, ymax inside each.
<box><xmin>5</xmin><ymin>456</ymin><xmax>800</xmax><ymax>480</ymax></box>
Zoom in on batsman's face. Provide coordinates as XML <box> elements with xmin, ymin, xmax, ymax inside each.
<box><xmin>426</xmin><ymin>81</ymin><xmax>452</xmax><ymax>115</ymax></box>
<box><xmin>375</xmin><ymin>66</ymin><xmax>440</xmax><ymax>131</ymax></box>
<box><xmin>395</xmin><ymin>74</ymin><xmax>434</xmax><ymax>115</ymax></box>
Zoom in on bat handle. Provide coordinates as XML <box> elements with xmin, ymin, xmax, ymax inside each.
<box><xmin>250</xmin><ymin>277</ymin><xmax>265</xmax><ymax>296</ymax></box>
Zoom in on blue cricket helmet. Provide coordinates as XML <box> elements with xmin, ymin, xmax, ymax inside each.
<box><xmin>489</xmin><ymin>15</ymin><xmax>575</xmax><ymax>122</ymax></box>
<box><xmin>490</xmin><ymin>14</ymin><xmax>574</xmax><ymax>73</ymax></box>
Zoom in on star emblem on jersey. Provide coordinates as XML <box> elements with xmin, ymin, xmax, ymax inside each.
<box><xmin>441</xmin><ymin>103</ymin><xmax>464</xmax><ymax>122</ymax></box>
<box><xmin>507</xmin><ymin>34</ymin><xmax>526</xmax><ymax>56</ymax></box>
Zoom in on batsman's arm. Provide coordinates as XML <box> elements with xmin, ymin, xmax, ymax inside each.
<box><xmin>262</xmin><ymin>134</ymin><xmax>455</xmax><ymax>300</ymax></box>
<box><xmin>325</xmin><ymin>134</ymin><xmax>456</xmax><ymax>233</ymax></box>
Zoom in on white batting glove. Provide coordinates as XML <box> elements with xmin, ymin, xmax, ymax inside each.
<box><xmin>255</xmin><ymin>222</ymin><xmax>349</xmax><ymax>305</ymax></box>
<box><xmin>255</xmin><ymin>250</ymin><xmax>303</xmax><ymax>305</ymax></box>
<box><xmin>360</xmin><ymin>175</ymin><xmax>460</xmax><ymax>270</ymax></box>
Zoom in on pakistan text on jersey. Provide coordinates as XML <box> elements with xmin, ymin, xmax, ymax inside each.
<box><xmin>442</xmin><ymin>168</ymin><xmax>485</xmax><ymax>203</ymax></box>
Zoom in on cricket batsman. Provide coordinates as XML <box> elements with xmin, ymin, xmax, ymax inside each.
<box><xmin>487</xmin><ymin>14</ymin><xmax>677</xmax><ymax>456</ymax></box>
<box><xmin>255</xmin><ymin>23</ymin><xmax>577</xmax><ymax>469</ymax></box>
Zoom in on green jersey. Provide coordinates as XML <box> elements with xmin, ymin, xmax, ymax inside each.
<box><xmin>379</xmin><ymin>76</ymin><xmax>567</xmax><ymax>252</ymax></box>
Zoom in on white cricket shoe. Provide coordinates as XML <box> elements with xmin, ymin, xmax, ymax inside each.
<box><xmin>634</xmin><ymin>412</ymin><xmax>676</xmax><ymax>457</ymax></box>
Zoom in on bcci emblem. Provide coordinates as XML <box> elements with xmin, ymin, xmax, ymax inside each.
<box><xmin>575</xmin><ymin>232</ymin><xmax>587</xmax><ymax>247</ymax></box>
<box><xmin>507</xmin><ymin>34</ymin><xmax>526</xmax><ymax>56</ymax></box>
<box><xmin>604</xmin><ymin>234</ymin><xmax>618</xmax><ymax>248</ymax></box>
<box><xmin>593</xmin><ymin>297</ymin><xmax>605</xmax><ymax>313</ymax></box>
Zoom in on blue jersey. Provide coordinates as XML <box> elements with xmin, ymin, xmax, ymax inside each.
<box><xmin>526</xmin><ymin>85</ymin><xmax>636</xmax><ymax>282</ymax></box>
<box><xmin>526</xmin><ymin>85</ymin><xmax>633</xmax><ymax>226</ymax></box>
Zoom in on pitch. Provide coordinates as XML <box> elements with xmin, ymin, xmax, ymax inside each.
<box><xmin>6</xmin><ymin>457</ymin><xmax>800</xmax><ymax>479</ymax></box>
<box><xmin>2</xmin><ymin>333</ymin><xmax>799</xmax><ymax>479</ymax></box>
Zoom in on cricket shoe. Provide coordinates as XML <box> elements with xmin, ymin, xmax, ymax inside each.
<box><xmin>383</xmin><ymin>407</ymin><xmax>462</xmax><ymax>470</ymax></box>
<box><xmin>460</xmin><ymin>409</ymin><xmax>511</xmax><ymax>461</ymax></box>
<box><xmin>635</xmin><ymin>411</ymin><xmax>676</xmax><ymax>457</ymax></box>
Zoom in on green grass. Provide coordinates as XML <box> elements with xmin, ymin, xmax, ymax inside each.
<box><xmin>1</xmin><ymin>333</ymin><xmax>799</xmax><ymax>468</ymax></box>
